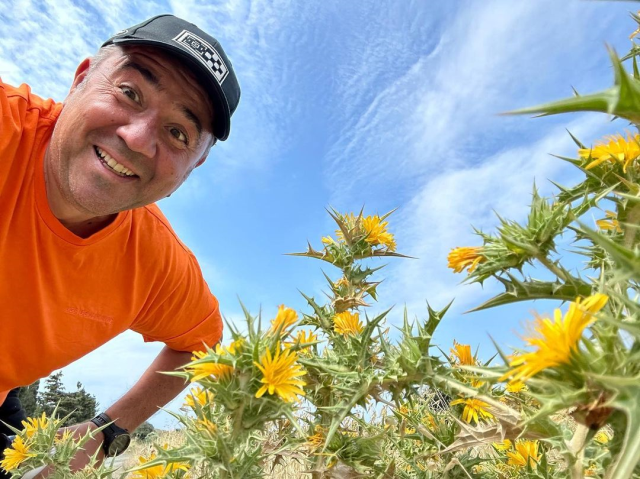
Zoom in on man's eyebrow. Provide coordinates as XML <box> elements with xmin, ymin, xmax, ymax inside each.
<box><xmin>121</xmin><ymin>59</ymin><xmax>204</xmax><ymax>142</ymax></box>
<box><xmin>121</xmin><ymin>60</ymin><xmax>160</xmax><ymax>87</ymax></box>
<box><xmin>181</xmin><ymin>106</ymin><xmax>203</xmax><ymax>141</ymax></box>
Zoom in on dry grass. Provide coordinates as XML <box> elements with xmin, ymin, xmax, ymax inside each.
<box><xmin>122</xmin><ymin>429</ymin><xmax>306</xmax><ymax>477</ymax></box>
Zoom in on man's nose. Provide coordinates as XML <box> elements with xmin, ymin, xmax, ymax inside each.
<box><xmin>116</xmin><ymin>113</ymin><xmax>158</xmax><ymax>159</ymax></box>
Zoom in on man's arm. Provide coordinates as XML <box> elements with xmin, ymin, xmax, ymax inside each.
<box><xmin>60</xmin><ymin>347</ymin><xmax>192</xmax><ymax>473</ymax></box>
<box><xmin>104</xmin><ymin>346</ymin><xmax>192</xmax><ymax>432</ymax></box>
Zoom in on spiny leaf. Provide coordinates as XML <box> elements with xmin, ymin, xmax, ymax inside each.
<box><xmin>326</xmin><ymin>207</ymin><xmax>355</xmax><ymax>246</ymax></box>
<box><xmin>467</xmin><ymin>275</ymin><xmax>591</xmax><ymax>312</ymax></box>
<box><xmin>566</xmin><ymin>129</ymin><xmax>586</xmax><ymax>149</ymax></box>
<box><xmin>577</xmin><ymin>223</ymin><xmax>640</xmax><ymax>280</ymax></box>
<box><xmin>505</xmin><ymin>48</ymin><xmax>640</xmax><ymax>125</ymax></box>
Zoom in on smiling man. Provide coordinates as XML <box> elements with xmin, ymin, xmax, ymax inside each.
<box><xmin>0</xmin><ymin>14</ymin><xmax>240</xmax><ymax>475</ymax></box>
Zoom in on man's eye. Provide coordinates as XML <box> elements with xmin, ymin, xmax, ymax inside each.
<box><xmin>121</xmin><ymin>86</ymin><xmax>140</xmax><ymax>103</ymax></box>
<box><xmin>170</xmin><ymin>127</ymin><xmax>188</xmax><ymax>144</ymax></box>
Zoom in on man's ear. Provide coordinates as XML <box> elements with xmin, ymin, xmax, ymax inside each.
<box><xmin>195</xmin><ymin>155</ymin><xmax>207</xmax><ymax>168</ymax></box>
<box><xmin>195</xmin><ymin>141</ymin><xmax>215</xmax><ymax>169</ymax></box>
<box><xmin>70</xmin><ymin>58</ymin><xmax>92</xmax><ymax>92</ymax></box>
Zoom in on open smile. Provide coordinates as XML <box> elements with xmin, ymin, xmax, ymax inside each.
<box><xmin>94</xmin><ymin>146</ymin><xmax>138</xmax><ymax>178</ymax></box>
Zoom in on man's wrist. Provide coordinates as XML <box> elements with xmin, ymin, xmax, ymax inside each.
<box><xmin>90</xmin><ymin>413</ymin><xmax>131</xmax><ymax>457</ymax></box>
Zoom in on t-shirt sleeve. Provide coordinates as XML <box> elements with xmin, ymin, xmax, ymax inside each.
<box><xmin>130</xmin><ymin>252</ymin><xmax>223</xmax><ymax>353</ymax></box>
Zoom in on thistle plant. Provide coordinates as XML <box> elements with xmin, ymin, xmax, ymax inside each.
<box><xmin>3</xmin><ymin>6</ymin><xmax>640</xmax><ymax>479</ymax></box>
<box><xmin>0</xmin><ymin>410</ymin><xmax>116</xmax><ymax>478</ymax></box>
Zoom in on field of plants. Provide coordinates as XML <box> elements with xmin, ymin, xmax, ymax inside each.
<box><xmin>2</xmin><ymin>8</ymin><xmax>640</xmax><ymax>479</ymax></box>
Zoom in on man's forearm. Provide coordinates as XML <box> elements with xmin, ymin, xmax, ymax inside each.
<box><xmin>104</xmin><ymin>346</ymin><xmax>192</xmax><ymax>431</ymax></box>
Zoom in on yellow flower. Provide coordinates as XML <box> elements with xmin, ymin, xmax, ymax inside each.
<box><xmin>254</xmin><ymin>344</ymin><xmax>307</xmax><ymax>403</ymax></box>
<box><xmin>506</xmin><ymin>440</ymin><xmax>541</xmax><ymax>469</ymax></box>
<box><xmin>501</xmin><ymin>294</ymin><xmax>609</xmax><ymax>383</ymax></box>
<box><xmin>361</xmin><ymin>215</ymin><xmax>397</xmax><ymax>251</ymax></box>
<box><xmin>333</xmin><ymin>311</ymin><xmax>364</xmax><ymax>336</ymax></box>
<box><xmin>22</xmin><ymin>412</ymin><xmax>49</xmax><ymax>439</ymax></box>
<box><xmin>188</xmin><ymin>351</ymin><xmax>234</xmax><ymax>382</ymax></box>
<box><xmin>494</xmin><ymin>439</ymin><xmax>513</xmax><ymax>451</ymax></box>
<box><xmin>215</xmin><ymin>338</ymin><xmax>244</xmax><ymax>355</ymax></box>
<box><xmin>0</xmin><ymin>436</ymin><xmax>36</xmax><ymax>472</ymax></box>
<box><xmin>334</xmin><ymin>277</ymin><xmax>349</xmax><ymax>288</ymax></box>
<box><xmin>585</xmin><ymin>464</ymin><xmax>599</xmax><ymax>477</ymax></box>
<box><xmin>268</xmin><ymin>305</ymin><xmax>298</xmax><ymax>335</ymax></box>
<box><xmin>285</xmin><ymin>329</ymin><xmax>318</xmax><ymax>353</ymax></box>
<box><xmin>450</xmin><ymin>398</ymin><xmax>494</xmax><ymax>424</ymax></box>
<box><xmin>450</xmin><ymin>341</ymin><xmax>475</xmax><ymax>366</ymax></box>
<box><xmin>132</xmin><ymin>452</ymin><xmax>190</xmax><ymax>479</ymax></box>
<box><xmin>447</xmin><ymin>247</ymin><xmax>485</xmax><ymax>274</ymax></box>
<box><xmin>195</xmin><ymin>417</ymin><xmax>218</xmax><ymax>434</ymax></box>
<box><xmin>578</xmin><ymin>132</ymin><xmax>640</xmax><ymax>173</ymax></box>
<box><xmin>307</xmin><ymin>425</ymin><xmax>327</xmax><ymax>449</ymax></box>
<box><xmin>632</xmin><ymin>12</ymin><xmax>640</xmax><ymax>39</ymax></box>
<box><xmin>55</xmin><ymin>429</ymin><xmax>73</xmax><ymax>445</ymax></box>
<box><xmin>322</xmin><ymin>236</ymin><xmax>338</xmax><ymax>246</ymax></box>
<box><xmin>184</xmin><ymin>386</ymin><xmax>214</xmax><ymax>408</ymax></box>
<box><xmin>422</xmin><ymin>413</ymin><xmax>436</xmax><ymax>430</ymax></box>
<box><xmin>506</xmin><ymin>381</ymin><xmax>526</xmax><ymax>393</ymax></box>
<box><xmin>596</xmin><ymin>210</ymin><xmax>623</xmax><ymax>233</ymax></box>
<box><xmin>595</xmin><ymin>430</ymin><xmax>611</xmax><ymax>444</ymax></box>
<box><xmin>470</xmin><ymin>378</ymin><xmax>485</xmax><ymax>388</ymax></box>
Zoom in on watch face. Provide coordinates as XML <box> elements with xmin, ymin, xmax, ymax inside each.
<box><xmin>108</xmin><ymin>434</ymin><xmax>131</xmax><ymax>456</ymax></box>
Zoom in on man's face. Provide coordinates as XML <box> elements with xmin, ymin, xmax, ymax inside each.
<box><xmin>45</xmin><ymin>46</ymin><xmax>215</xmax><ymax>219</ymax></box>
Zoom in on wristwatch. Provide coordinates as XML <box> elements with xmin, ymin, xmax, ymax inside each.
<box><xmin>90</xmin><ymin>413</ymin><xmax>131</xmax><ymax>457</ymax></box>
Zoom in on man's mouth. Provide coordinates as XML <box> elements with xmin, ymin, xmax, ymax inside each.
<box><xmin>94</xmin><ymin>146</ymin><xmax>138</xmax><ymax>178</ymax></box>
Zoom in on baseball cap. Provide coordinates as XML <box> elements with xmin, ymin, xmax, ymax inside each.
<box><xmin>102</xmin><ymin>14</ymin><xmax>241</xmax><ymax>141</ymax></box>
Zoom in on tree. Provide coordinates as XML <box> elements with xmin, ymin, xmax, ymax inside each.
<box><xmin>38</xmin><ymin>372</ymin><xmax>98</xmax><ymax>425</ymax></box>
<box><xmin>17</xmin><ymin>380</ymin><xmax>40</xmax><ymax>417</ymax></box>
<box><xmin>133</xmin><ymin>421</ymin><xmax>155</xmax><ymax>441</ymax></box>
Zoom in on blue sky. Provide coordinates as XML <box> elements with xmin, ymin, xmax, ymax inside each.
<box><xmin>0</xmin><ymin>0</ymin><xmax>635</xmax><ymax>428</ymax></box>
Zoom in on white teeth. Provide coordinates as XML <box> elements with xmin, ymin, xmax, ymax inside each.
<box><xmin>95</xmin><ymin>147</ymin><xmax>136</xmax><ymax>177</ymax></box>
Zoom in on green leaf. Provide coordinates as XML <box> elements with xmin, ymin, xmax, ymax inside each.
<box><xmin>585</xmin><ymin>375</ymin><xmax>640</xmax><ymax>479</ymax></box>
<box><xmin>577</xmin><ymin>223</ymin><xmax>640</xmax><ymax>281</ymax></box>
<box><xmin>467</xmin><ymin>274</ymin><xmax>591</xmax><ymax>313</ymax></box>
<box><xmin>566</xmin><ymin>129</ymin><xmax>586</xmax><ymax>149</ymax></box>
<box><xmin>505</xmin><ymin>48</ymin><xmax>640</xmax><ymax>125</ymax></box>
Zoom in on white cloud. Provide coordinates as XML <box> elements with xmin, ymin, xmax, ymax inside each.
<box><xmin>323</xmin><ymin>0</ymin><xmax>623</xmax><ymax>202</ymax></box>
<box><xmin>385</xmin><ymin>114</ymin><xmax>610</xmax><ymax>316</ymax></box>
<box><xmin>166</xmin><ymin>0</ymin><xmax>315</xmax><ymax>188</ymax></box>
<box><xmin>317</xmin><ymin>0</ymin><xmax>628</xmax><ymax>321</ymax></box>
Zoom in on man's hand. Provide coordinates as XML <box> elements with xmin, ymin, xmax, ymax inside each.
<box><xmin>32</xmin><ymin>423</ymin><xmax>105</xmax><ymax>478</ymax></box>
<box><xmin>33</xmin><ymin>346</ymin><xmax>191</xmax><ymax>477</ymax></box>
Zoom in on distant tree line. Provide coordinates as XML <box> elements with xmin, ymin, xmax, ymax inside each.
<box><xmin>17</xmin><ymin>371</ymin><xmax>98</xmax><ymax>425</ymax></box>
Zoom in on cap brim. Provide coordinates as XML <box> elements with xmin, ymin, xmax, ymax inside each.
<box><xmin>109</xmin><ymin>37</ymin><xmax>231</xmax><ymax>140</ymax></box>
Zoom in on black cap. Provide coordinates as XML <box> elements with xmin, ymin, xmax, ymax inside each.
<box><xmin>102</xmin><ymin>14</ymin><xmax>241</xmax><ymax>141</ymax></box>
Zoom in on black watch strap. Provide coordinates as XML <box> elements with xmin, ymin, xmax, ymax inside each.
<box><xmin>90</xmin><ymin>413</ymin><xmax>131</xmax><ymax>457</ymax></box>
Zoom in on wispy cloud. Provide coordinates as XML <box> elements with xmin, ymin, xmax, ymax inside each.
<box><xmin>166</xmin><ymin>0</ymin><xmax>321</xmax><ymax>190</ymax></box>
<box><xmin>385</xmin><ymin>115</ymin><xmax>610</xmax><ymax>314</ymax></box>
<box><xmin>322</xmin><ymin>1</ymin><xmax>626</xmax><ymax>202</ymax></box>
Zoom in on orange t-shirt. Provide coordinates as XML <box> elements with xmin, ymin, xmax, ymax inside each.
<box><xmin>0</xmin><ymin>81</ymin><xmax>223</xmax><ymax>405</ymax></box>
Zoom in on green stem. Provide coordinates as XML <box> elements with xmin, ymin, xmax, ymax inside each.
<box><xmin>623</xmin><ymin>202</ymin><xmax>640</xmax><ymax>249</ymax></box>
<box><xmin>536</xmin><ymin>255</ymin><xmax>569</xmax><ymax>282</ymax></box>
<box><xmin>567</xmin><ymin>423</ymin><xmax>589</xmax><ymax>479</ymax></box>
<box><xmin>605</xmin><ymin>417</ymin><xmax>640</xmax><ymax>479</ymax></box>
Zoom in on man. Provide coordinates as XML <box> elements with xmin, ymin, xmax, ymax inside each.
<box><xmin>0</xmin><ymin>14</ymin><xmax>240</xmax><ymax>474</ymax></box>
